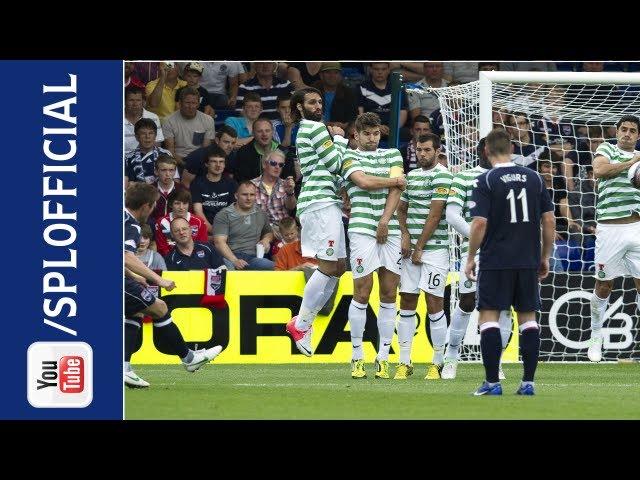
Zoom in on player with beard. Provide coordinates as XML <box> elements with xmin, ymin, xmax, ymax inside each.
<box><xmin>285</xmin><ymin>88</ymin><xmax>405</xmax><ymax>357</ymax></box>
<box><xmin>341</xmin><ymin>112</ymin><xmax>406</xmax><ymax>379</ymax></box>
<box><xmin>442</xmin><ymin>138</ymin><xmax>512</xmax><ymax>379</ymax></box>
<box><xmin>395</xmin><ymin>133</ymin><xmax>453</xmax><ymax>380</ymax></box>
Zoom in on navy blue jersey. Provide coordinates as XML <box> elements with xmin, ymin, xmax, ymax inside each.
<box><xmin>124</xmin><ymin>210</ymin><xmax>141</xmax><ymax>254</ymax></box>
<box><xmin>470</xmin><ymin>163</ymin><xmax>554</xmax><ymax>270</ymax></box>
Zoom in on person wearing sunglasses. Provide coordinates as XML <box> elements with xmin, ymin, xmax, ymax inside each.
<box><xmin>251</xmin><ymin>149</ymin><xmax>297</xmax><ymax>235</ymax></box>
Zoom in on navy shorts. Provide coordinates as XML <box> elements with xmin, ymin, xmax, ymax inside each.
<box><xmin>125</xmin><ymin>277</ymin><xmax>157</xmax><ymax>317</ymax></box>
<box><xmin>476</xmin><ymin>269</ymin><xmax>541</xmax><ymax>312</ymax></box>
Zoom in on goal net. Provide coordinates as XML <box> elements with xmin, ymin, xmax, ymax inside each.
<box><xmin>406</xmin><ymin>72</ymin><xmax>640</xmax><ymax>361</ymax></box>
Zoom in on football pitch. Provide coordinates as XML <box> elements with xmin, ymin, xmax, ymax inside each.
<box><xmin>125</xmin><ymin>363</ymin><xmax>640</xmax><ymax>420</ymax></box>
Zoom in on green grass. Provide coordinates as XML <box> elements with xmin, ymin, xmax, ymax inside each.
<box><xmin>125</xmin><ymin>363</ymin><xmax>640</xmax><ymax>420</ymax></box>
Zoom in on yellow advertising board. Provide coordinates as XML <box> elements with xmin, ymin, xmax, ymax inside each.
<box><xmin>132</xmin><ymin>271</ymin><xmax>519</xmax><ymax>364</ymax></box>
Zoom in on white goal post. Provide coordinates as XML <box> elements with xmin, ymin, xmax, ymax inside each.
<box><xmin>408</xmin><ymin>70</ymin><xmax>640</xmax><ymax>362</ymax></box>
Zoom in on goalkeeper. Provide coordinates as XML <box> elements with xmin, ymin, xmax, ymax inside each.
<box><xmin>443</xmin><ymin>138</ymin><xmax>512</xmax><ymax>379</ymax></box>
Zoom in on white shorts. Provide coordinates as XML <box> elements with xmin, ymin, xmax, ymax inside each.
<box><xmin>400</xmin><ymin>248</ymin><xmax>449</xmax><ymax>297</ymax></box>
<box><xmin>594</xmin><ymin>221</ymin><xmax>640</xmax><ymax>280</ymax></box>
<box><xmin>458</xmin><ymin>252</ymin><xmax>479</xmax><ymax>294</ymax></box>
<box><xmin>300</xmin><ymin>204</ymin><xmax>347</xmax><ymax>261</ymax></box>
<box><xmin>349</xmin><ymin>232</ymin><xmax>402</xmax><ymax>279</ymax></box>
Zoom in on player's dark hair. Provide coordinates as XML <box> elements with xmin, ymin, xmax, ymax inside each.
<box><xmin>486</xmin><ymin>128</ymin><xmax>512</xmax><ymax>156</ymax></box>
<box><xmin>355</xmin><ymin>112</ymin><xmax>381</xmax><ymax>132</ymax></box>
<box><xmin>125</xmin><ymin>183</ymin><xmax>159</xmax><ymax>210</ymax></box>
<box><xmin>416</xmin><ymin>133</ymin><xmax>441</xmax><ymax>150</ymax></box>
<box><xmin>290</xmin><ymin>87</ymin><xmax>322</xmax><ymax>123</ymax></box>
<box><xmin>477</xmin><ymin>137</ymin><xmax>492</xmax><ymax>169</ymax></box>
<box><xmin>616</xmin><ymin>115</ymin><xmax>640</xmax><ymax>131</ymax></box>
<box><xmin>276</xmin><ymin>92</ymin><xmax>292</xmax><ymax>105</ymax></box>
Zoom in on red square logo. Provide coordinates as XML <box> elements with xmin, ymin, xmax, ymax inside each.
<box><xmin>58</xmin><ymin>356</ymin><xmax>84</xmax><ymax>393</ymax></box>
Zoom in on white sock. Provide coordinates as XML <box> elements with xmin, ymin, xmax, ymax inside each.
<box><xmin>376</xmin><ymin>302</ymin><xmax>396</xmax><ymax>361</ymax></box>
<box><xmin>397</xmin><ymin>309</ymin><xmax>416</xmax><ymax>364</ymax></box>
<box><xmin>498</xmin><ymin>310</ymin><xmax>512</xmax><ymax>349</ymax></box>
<box><xmin>124</xmin><ymin>361</ymin><xmax>131</xmax><ymax>373</ymax></box>
<box><xmin>349</xmin><ymin>299</ymin><xmax>368</xmax><ymax>360</ymax></box>
<box><xmin>636</xmin><ymin>293</ymin><xmax>640</xmax><ymax>313</ymax></box>
<box><xmin>590</xmin><ymin>292</ymin><xmax>609</xmax><ymax>339</ymax></box>
<box><xmin>429</xmin><ymin>310</ymin><xmax>447</xmax><ymax>365</ymax></box>
<box><xmin>295</xmin><ymin>271</ymin><xmax>338</xmax><ymax>331</ymax></box>
<box><xmin>445</xmin><ymin>306</ymin><xmax>471</xmax><ymax>361</ymax></box>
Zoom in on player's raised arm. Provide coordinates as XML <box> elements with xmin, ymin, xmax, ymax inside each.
<box><xmin>446</xmin><ymin>173</ymin><xmax>471</xmax><ymax>238</ymax></box>
<box><xmin>592</xmin><ymin>142</ymin><xmax>640</xmax><ymax>179</ymax></box>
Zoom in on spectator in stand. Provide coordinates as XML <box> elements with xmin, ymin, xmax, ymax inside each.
<box><xmin>560</xmin><ymin>125</ymin><xmax>604</xmax><ymax>191</ymax></box>
<box><xmin>125</xmin><ymin>62</ymin><xmax>146</xmax><ymax>89</ymax></box>
<box><xmin>500</xmin><ymin>62</ymin><xmax>558</xmax><ymax>72</ymax></box>
<box><xmin>236</xmin><ymin>62</ymin><xmax>294</xmax><ymax>120</ymax></box>
<box><xmin>175</xmin><ymin>62</ymin><xmax>214</xmax><ymax>117</ymax></box>
<box><xmin>538</xmin><ymin>155</ymin><xmax>582</xmax><ymax>271</ymax></box>
<box><xmin>164</xmin><ymin>216</ymin><xmax>224</xmax><ymax>270</ymax></box>
<box><xmin>182</xmin><ymin>126</ymin><xmax>238</xmax><ymax>188</ymax></box>
<box><xmin>400</xmin><ymin>115</ymin><xmax>432</xmax><ymax>173</ymax></box>
<box><xmin>231</xmin><ymin>118</ymin><xmax>295</xmax><ymax>182</ymax></box>
<box><xmin>568</xmin><ymin>165</ymin><xmax>597</xmax><ymax>267</ymax></box>
<box><xmin>163</xmin><ymin>87</ymin><xmax>215</xmax><ymax>169</ymax></box>
<box><xmin>407</xmin><ymin>62</ymin><xmax>449</xmax><ymax>121</ymax></box>
<box><xmin>199</xmin><ymin>62</ymin><xmax>245</xmax><ymax>109</ymax></box>
<box><xmin>125</xmin><ymin>119</ymin><xmax>175</xmax><ymax>187</ymax></box>
<box><xmin>443</xmin><ymin>62</ymin><xmax>479</xmax><ymax>84</ymax></box>
<box><xmin>271</xmin><ymin>93</ymin><xmax>298</xmax><ymax>148</ymax></box>
<box><xmin>224</xmin><ymin>92</ymin><xmax>263</xmax><ymax>147</ymax></box>
<box><xmin>506</xmin><ymin>111</ymin><xmax>549</xmax><ymax>169</ymax></box>
<box><xmin>284</xmin><ymin>62</ymin><xmax>322</xmax><ymax>89</ymax></box>
<box><xmin>271</xmin><ymin>216</ymin><xmax>302</xmax><ymax>259</ymax></box>
<box><xmin>155</xmin><ymin>189</ymin><xmax>208</xmax><ymax>256</ymax></box>
<box><xmin>478</xmin><ymin>62</ymin><xmax>500</xmax><ymax>72</ymax></box>
<box><xmin>145</xmin><ymin>62</ymin><xmax>186</xmax><ymax>121</ymax></box>
<box><xmin>389</xmin><ymin>62</ymin><xmax>425</xmax><ymax>83</ymax></box>
<box><xmin>136</xmin><ymin>224</ymin><xmax>167</xmax><ymax>271</ymax></box>
<box><xmin>312</xmin><ymin>62</ymin><xmax>358</xmax><ymax>131</ymax></box>
<box><xmin>357</xmin><ymin>62</ymin><xmax>408</xmax><ymax>140</ymax></box>
<box><xmin>124</xmin><ymin>87</ymin><xmax>164</xmax><ymax>154</ymax></box>
<box><xmin>150</xmin><ymin>155</ymin><xmax>187</xmax><ymax>225</ymax></box>
<box><xmin>251</xmin><ymin>149</ymin><xmax>297</xmax><ymax>231</ymax></box>
<box><xmin>213</xmin><ymin>181</ymin><xmax>275</xmax><ymax>271</ymax></box>
<box><xmin>190</xmin><ymin>145</ymin><xmax>238</xmax><ymax>242</ymax></box>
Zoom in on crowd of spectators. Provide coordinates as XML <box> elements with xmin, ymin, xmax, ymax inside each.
<box><xmin>124</xmin><ymin>60</ymin><xmax>640</xmax><ymax>276</ymax></box>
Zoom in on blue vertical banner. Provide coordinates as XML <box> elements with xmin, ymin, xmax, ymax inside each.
<box><xmin>3</xmin><ymin>61</ymin><xmax>123</xmax><ymax>419</ymax></box>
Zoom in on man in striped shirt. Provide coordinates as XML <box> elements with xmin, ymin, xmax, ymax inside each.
<box><xmin>236</xmin><ymin>62</ymin><xmax>294</xmax><ymax>120</ymax></box>
<box><xmin>442</xmin><ymin>138</ymin><xmax>511</xmax><ymax>380</ymax></box>
<box><xmin>285</xmin><ymin>90</ymin><xmax>404</xmax><ymax>357</ymax></box>
<box><xmin>396</xmin><ymin>133</ymin><xmax>453</xmax><ymax>380</ymax></box>
<box><xmin>589</xmin><ymin>115</ymin><xmax>640</xmax><ymax>362</ymax></box>
<box><xmin>341</xmin><ymin>112</ymin><xmax>406</xmax><ymax>379</ymax></box>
